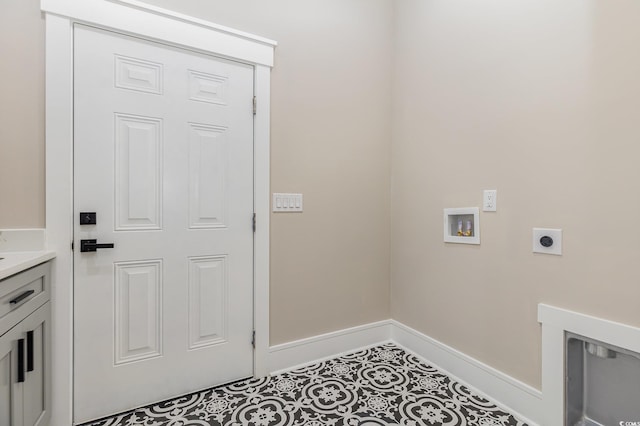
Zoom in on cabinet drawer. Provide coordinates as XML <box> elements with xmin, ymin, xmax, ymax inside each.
<box><xmin>0</xmin><ymin>262</ymin><xmax>50</xmax><ymax>336</ymax></box>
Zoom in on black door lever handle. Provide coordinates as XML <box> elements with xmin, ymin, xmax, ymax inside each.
<box><xmin>80</xmin><ymin>239</ymin><xmax>115</xmax><ymax>252</ymax></box>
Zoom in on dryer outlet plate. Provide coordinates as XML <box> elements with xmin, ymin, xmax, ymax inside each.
<box><xmin>533</xmin><ymin>228</ymin><xmax>562</xmax><ymax>255</ymax></box>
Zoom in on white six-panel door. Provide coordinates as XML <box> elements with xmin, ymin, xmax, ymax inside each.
<box><xmin>73</xmin><ymin>25</ymin><xmax>255</xmax><ymax>423</ymax></box>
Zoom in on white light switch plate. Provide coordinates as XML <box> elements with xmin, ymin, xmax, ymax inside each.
<box><xmin>273</xmin><ymin>193</ymin><xmax>303</xmax><ymax>212</ymax></box>
<box><xmin>533</xmin><ymin>228</ymin><xmax>562</xmax><ymax>255</ymax></box>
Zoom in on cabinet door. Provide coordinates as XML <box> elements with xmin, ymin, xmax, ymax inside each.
<box><xmin>21</xmin><ymin>303</ymin><xmax>50</xmax><ymax>426</ymax></box>
<box><xmin>0</xmin><ymin>325</ymin><xmax>24</xmax><ymax>426</ymax></box>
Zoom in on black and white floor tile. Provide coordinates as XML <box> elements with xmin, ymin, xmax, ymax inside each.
<box><xmin>85</xmin><ymin>344</ymin><xmax>528</xmax><ymax>426</ymax></box>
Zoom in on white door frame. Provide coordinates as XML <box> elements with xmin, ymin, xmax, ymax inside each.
<box><xmin>43</xmin><ymin>1</ymin><xmax>274</xmax><ymax>424</ymax></box>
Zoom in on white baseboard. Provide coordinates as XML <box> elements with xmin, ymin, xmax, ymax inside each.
<box><xmin>268</xmin><ymin>319</ymin><xmax>542</xmax><ymax>425</ymax></box>
<box><xmin>268</xmin><ymin>320</ymin><xmax>392</xmax><ymax>374</ymax></box>
<box><xmin>390</xmin><ymin>320</ymin><xmax>542</xmax><ymax>426</ymax></box>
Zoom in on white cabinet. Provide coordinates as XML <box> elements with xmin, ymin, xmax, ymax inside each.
<box><xmin>0</xmin><ymin>262</ymin><xmax>51</xmax><ymax>426</ymax></box>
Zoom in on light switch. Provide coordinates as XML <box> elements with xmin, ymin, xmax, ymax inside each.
<box><xmin>273</xmin><ymin>193</ymin><xmax>303</xmax><ymax>212</ymax></box>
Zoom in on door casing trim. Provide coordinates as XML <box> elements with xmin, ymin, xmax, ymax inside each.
<box><xmin>43</xmin><ymin>1</ymin><xmax>274</xmax><ymax>424</ymax></box>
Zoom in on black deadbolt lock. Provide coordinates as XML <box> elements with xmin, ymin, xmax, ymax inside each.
<box><xmin>80</xmin><ymin>212</ymin><xmax>97</xmax><ymax>225</ymax></box>
<box><xmin>540</xmin><ymin>236</ymin><xmax>554</xmax><ymax>247</ymax></box>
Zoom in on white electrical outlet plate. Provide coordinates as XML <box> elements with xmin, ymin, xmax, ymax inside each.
<box><xmin>483</xmin><ymin>190</ymin><xmax>497</xmax><ymax>212</ymax></box>
<box><xmin>533</xmin><ymin>228</ymin><xmax>562</xmax><ymax>255</ymax></box>
<box><xmin>273</xmin><ymin>193</ymin><xmax>303</xmax><ymax>212</ymax></box>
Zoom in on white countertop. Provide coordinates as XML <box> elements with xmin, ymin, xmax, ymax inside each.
<box><xmin>0</xmin><ymin>251</ymin><xmax>56</xmax><ymax>281</ymax></box>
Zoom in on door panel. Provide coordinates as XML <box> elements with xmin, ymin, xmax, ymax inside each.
<box><xmin>0</xmin><ymin>347</ymin><xmax>11</xmax><ymax>426</ymax></box>
<box><xmin>114</xmin><ymin>113</ymin><xmax>163</xmax><ymax>231</ymax></box>
<box><xmin>73</xmin><ymin>25</ymin><xmax>254</xmax><ymax>423</ymax></box>
<box><xmin>0</xmin><ymin>324</ymin><xmax>22</xmax><ymax>426</ymax></box>
<box><xmin>114</xmin><ymin>260</ymin><xmax>163</xmax><ymax>364</ymax></box>
<box><xmin>0</xmin><ymin>329</ymin><xmax>16</xmax><ymax>426</ymax></box>
<box><xmin>188</xmin><ymin>255</ymin><xmax>228</xmax><ymax>349</ymax></box>
<box><xmin>21</xmin><ymin>303</ymin><xmax>49</xmax><ymax>426</ymax></box>
<box><xmin>188</xmin><ymin>123</ymin><xmax>228</xmax><ymax>229</ymax></box>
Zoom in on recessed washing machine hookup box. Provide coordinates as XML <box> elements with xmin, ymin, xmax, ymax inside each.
<box><xmin>443</xmin><ymin>207</ymin><xmax>480</xmax><ymax>245</ymax></box>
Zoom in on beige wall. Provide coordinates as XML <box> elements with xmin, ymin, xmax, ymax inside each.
<box><xmin>392</xmin><ymin>0</ymin><xmax>640</xmax><ymax>389</ymax></box>
<box><xmin>6</xmin><ymin>0</ymin><xmax>640</xmax><ymax>391</ymax></box>
<box><xmin>0</xmin><ymin>0</ymin><xmax>45</xmax><ymax>228</ymax></box>
<box><xmin>0</xmin><ymin>0</ymin><xmax>393</xmax><ymax>345</ymax></box>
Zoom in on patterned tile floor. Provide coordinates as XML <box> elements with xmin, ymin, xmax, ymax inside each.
<box><xmin>85</xmin><ymin>343</ymin><xmax>528</xmax><ymax>426</ymax></box>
